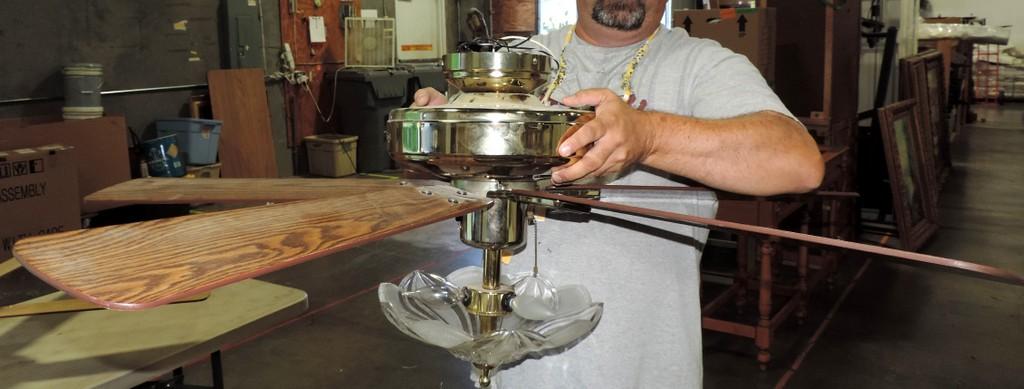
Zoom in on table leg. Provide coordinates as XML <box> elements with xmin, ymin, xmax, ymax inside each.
<box><xmin>212</xmin><ymin>350</ymin><xmax>224</xmax><ymax>389</ymax></box>
<box><xmin>756</xmin><ymin>239</ymin><xmax>776</xmax><ymax>370</ymax></box>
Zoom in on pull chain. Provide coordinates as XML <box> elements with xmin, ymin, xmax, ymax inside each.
<box><xmin>532</xmin><ymin>215</ymin><xmax>539</xmax><ymax>278</ymax></box>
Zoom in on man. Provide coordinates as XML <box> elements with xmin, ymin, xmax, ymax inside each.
<box><xmin>414</xmin><ymin>1</ymin><xmax>822</xmax><ymax>387</ymax></box>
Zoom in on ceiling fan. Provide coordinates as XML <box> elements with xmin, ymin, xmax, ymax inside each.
<box><xmin>12</xmin><ymin>49</ymin><xmax>1024</xmax><ymax>387</ymax></box>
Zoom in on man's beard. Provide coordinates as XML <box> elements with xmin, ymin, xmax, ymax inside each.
<box><xmin>591</xmin><ymin>0</ymin><xmax>647</xmax><ymax>31</ymax></box>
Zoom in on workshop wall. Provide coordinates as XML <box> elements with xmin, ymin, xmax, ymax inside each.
<box><xmin>0</xmin><ymin>0</ymin><xmax>293</xmax><ymax>176</ymax></box>
<box><xmin>276</xmin><ymin>0</ymin><xmax>357</xmax><ymax>175</ymax></box>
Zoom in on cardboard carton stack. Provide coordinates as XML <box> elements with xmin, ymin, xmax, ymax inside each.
<box><xmin>0</xmin><ymin>145</ymin><xmax>80</xmax><ymax>259</ymax></box>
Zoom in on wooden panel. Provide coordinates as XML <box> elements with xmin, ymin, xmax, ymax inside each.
<box><xmin>84</xmin><ymin>177</ymin><xmax>402</xmax><ymax>207</ymax></box>
<box><xmin>15</xmin><ymin>185</ymin><xmax>486</xmax><ymax>310</ymax></box>
<box><xmin>828</xmin><ymin>3</ymin><xmax>862</xmax><ymax>123</ymax></box>
<box><xmin>493</xmin><ymin>0</ymin><xmax>537</xmax><ymax>36</ymax></box>
<box><xmin>208</xmin><ymin>69</ymin><xmax>279</xmax><ymax>178</ymax></box>
<box><xmin>0</xmin><ymin>116</ymin><xmax>131</xmax><ymax>203</ymax></box>
<box><xmin>767</xmin><ymin>0</ymin><xmax>826</xmax><ymax>118</ymax></box>
<box><xmin>765</xmin><ymin>0</ymin><xmax>860</xmax><ymax>126</ymax></box>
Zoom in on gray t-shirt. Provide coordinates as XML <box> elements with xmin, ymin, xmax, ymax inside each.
<box><xmin>494</xmin><ymin>25</ymin><xmax>793</xmax><ymax>389</ymax></box>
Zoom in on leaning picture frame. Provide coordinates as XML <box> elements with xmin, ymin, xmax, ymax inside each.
<box><xmin>921</xmin><ymin>50</ymin><xmax>952</xmax><ymax>182</ymax></box>
<box><xmin>899</xmin><ymin>55</ymin><xmax>941</xmax><ymax>206</ymax></box>
<box><xmin>878</xmin><ymin>99</ymin><xmax>940</xmax><ymax>251</ymax></box>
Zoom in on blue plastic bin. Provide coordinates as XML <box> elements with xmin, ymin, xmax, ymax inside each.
<box><xmin>155</xmin><ymin>118</ymin><xmax>222</xmax><ymax>165</ymax></box>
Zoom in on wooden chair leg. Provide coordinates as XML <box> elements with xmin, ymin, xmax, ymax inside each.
<box><xmin>756</xmin><ymin>239</ymin><xmax>776</xmax><ymax>370</ymax></box>
<box><xmin>735</xmin><ymin>234</ymin><xmax>748</xmax><ymax>313</ymax></box>
<box><xmin>797</xmin><ymin>208</ymin><xmax>811</xmax><ymax>325</ymax></box>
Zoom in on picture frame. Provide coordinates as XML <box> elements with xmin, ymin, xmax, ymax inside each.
<box><xmin>878</xmin><ymin>99</ymin><xmax>940</xmax><ymax>251</ymax></box>
<box><xmin>921</xmin><ymin>50</ymin><xmax>952</xmax><ymax>182</ymax></box>
<box><xmin>898</xmin><ymin>55</ymin><xmax>941</xmax><ymax>206</ymax></box>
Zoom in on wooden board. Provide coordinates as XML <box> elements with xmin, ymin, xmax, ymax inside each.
<box><xmin>0</xmin><ymin>280</ymin><xmax>306</xmax><ymax>389</ymax></box>
<box><xmin>0</xmin><ymin>116</ymin><xmax>131</xmax><ymax>203</ymax></box>
<box><xmin>208</xmin><ymin>69</ymin><xmax>279</xmax><ymax>178</ymax></box>
<box><xmin>15</xmin><ymin>185</ymin><xmax>486</xmax><ymax>310</ymax></box>
<box><xmin>85</xmin><ymin>177</ymin><xmax>403</xmax><ymax>207</ymax></box>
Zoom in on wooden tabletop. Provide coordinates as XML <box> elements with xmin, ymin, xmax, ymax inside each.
<box><xmin>0</xmin><ymin>280</ymin><xmax>308</xmax><ymax>389</ymax></box>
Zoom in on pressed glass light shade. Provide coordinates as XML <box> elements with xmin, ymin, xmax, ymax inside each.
<box><xmin>379</xmin><ymin>266</ymin><xmax>603</xmax><ymax>368</ymax></box>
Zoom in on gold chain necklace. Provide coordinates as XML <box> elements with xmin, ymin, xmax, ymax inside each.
<box><xmin>543</xmin><ymin>25</ymin><xmax>659</xmax><ymax>104</ymax></box>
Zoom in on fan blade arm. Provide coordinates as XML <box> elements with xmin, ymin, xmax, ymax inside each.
<box><xmin>511</xmin><ymin>189</ymin><xmax>1024</xmax><ymax>287</ymax></box>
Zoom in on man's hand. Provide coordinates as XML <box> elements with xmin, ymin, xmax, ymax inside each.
<box><xmin>411</xmin><ymin>87</ymin><xmax>447</xmax><ymax>107</ymax></box>
<box><xmin>552</xmin><ymin>89</ymin><xmax>656</xmax><ymax>184</ymax></box>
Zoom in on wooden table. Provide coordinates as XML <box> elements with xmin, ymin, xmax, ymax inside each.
<box><xmin>0</xmin><ymin>280</ymin><xmax>308</xmax><ymax>388</ymax></box>
<box><xmin>702</xmin><ymin>147</ymin><xmax>853</xmax><ymax>369</ymax></box>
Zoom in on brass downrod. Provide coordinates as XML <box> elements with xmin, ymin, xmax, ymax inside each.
<box><xmin>482</xmin><ymin>248</ymin><xmax>502</xmax><ymax>290</ymax></box>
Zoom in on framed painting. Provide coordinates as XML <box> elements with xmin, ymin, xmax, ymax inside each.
<box><xmin>921</xmin><ymin>50</ymin><xmax>952</xmax><ymax>182</ymax></box>
<box><xmin>878</xmin><ymin>99</ymin><xmax>940</xmax><ymax>251</ymax></box>
<box><xmin>898</xmin><ymin>55</ymin><xmax>941</xmax><ymax>206</ymax></box>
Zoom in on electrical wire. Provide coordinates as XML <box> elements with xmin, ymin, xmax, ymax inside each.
<box><xmin>303</xmin><ymin>66</ymin><xmax>344</xmax><ymax>124</ymax></box>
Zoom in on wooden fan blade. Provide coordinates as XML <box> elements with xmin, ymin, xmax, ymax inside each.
<box><xmin>84</xmin><ymin>177</ymin><xmax>403</xmax><ymax>209</ymax></box>
<box><xmin>513</xmin><ymin>189</ymin><xmax>1024</xmax><ymax>287</ymax></box>
<box><xmin>16</xmin><ymin>184</ymin><xmax>487</xmax><ymax>311</ymax></box>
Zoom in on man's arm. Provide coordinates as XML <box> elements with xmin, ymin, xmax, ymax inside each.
<box><xmin>552</xmin><ymin>89</ymin><xmax>824</xmax><ymax>196</ymax></box>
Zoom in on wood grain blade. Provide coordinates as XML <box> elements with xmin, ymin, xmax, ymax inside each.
<box><xmin>16</xmin><ymin>185</ymin><xmax>487</xmax><ymax>311</ymax></box>
<box><xmin>513</xmin><ymin>189</ymin><xmax>1024</xmax><ymax>287</ymax></box>
<box><xmin>84</xmin><ymin>177</ymin><xmax>402</xmax><ymax>207</ymax></box>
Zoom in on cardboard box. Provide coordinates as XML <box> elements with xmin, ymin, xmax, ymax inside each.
<box><xmin>186</xmin><ymin>163</ymin><xmax>222</xmax><ymax>179</ymax></box>
<box><xmin>0</xmin><ymin>145</ymin><xmax>81</xmax><ymax>259</ymax></box>
<box><xmin>305</xmin><ymin>134</ymin><xmax>358</xmax><ymax>177</ymax></box>
<box><xmin>673</xmin><ymin>8</ymin><xmax>776</xmax><ymax>85</ymax></box>
<box><xmin>0</xmin><ymin>116</ymin><xmax>131</xmax><ymax>212</ymax></box>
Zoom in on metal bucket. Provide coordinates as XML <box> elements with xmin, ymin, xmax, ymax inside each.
<box><xmin>62</xmin><ymin>63</ymin><xmax>104</xmax><ymax>120</ymax></box>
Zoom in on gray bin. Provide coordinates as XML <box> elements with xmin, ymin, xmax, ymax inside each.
<box><xmin>329</xmin><ymin>66</ymin><xmax>446</xmax><ymax>173</ymax></box>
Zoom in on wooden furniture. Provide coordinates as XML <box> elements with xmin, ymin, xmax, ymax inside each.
<box><xmin>764</xmin><ymin>0</ymin><xmax>861</xmax><ymax>148</ymax></box>
<box><xmin>0</xmin><ymin>279</ymin><xmax>307</xmax><ymax>389</ymax></box>
<box><xmin>702</xmin><ymin>147</ymin><xmax>853</xmax><ymax>369</ymax></box>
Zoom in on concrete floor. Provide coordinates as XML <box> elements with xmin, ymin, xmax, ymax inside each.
<box><xmin>4</xmin><ymin>105</ymin><xmax>1020</xmax><ymax>388</ymax></box>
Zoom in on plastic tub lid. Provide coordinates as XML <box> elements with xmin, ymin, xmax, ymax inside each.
<box><xmin>305</xmin><ymin>134</ymin><xmax>358</xmax><ymax>144</ymax></box>
<box><xmin>156</xmin><ymin>118</ymin><xmax>223</xmax><ymax>125</ymax></box>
